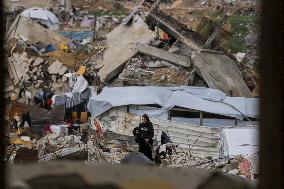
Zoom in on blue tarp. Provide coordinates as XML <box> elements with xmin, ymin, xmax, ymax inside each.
<box><xmin>59</xmin><ymin>31</ymin><xmax>94</xmax><ymax>41</ymax></box>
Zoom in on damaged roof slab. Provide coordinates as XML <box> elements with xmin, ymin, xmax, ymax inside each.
<box><xmin>192</xmin><ymin>51</ymin><xmax>252</xmax><ymax>97</ymax></box>
<box><xmin>136</xmin><ymin>43</ymin><xmax>191</xmax><ymax>68</ymax></box>
<box><xmin>98</xmin><ymin>16</ymin><xmax>156</xmax><ymax>82</ymax></box>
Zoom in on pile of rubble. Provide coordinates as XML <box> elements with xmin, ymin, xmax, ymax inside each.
<box><xmin>6</xmin><ymin>51</ymin><xmax>70</xmax><ymax>106</ymax></box>
<box><xmin>243</xmin><ymin>24</ymin><xmax>259</xmax><ymax>66</ymax></box>
<box><xmin>36</xmin><ymin>133</ymin><xmax>86</xmax><ymax>162</ymax></box>
<box><xmin>5</xmin><ymin>126</ymin><xmax>259</xmax><ymax>182</ymax></box>
<box><xmin>87</xmin><ymin>138</ymin><xmax>128</xmax><ymax>164</ymax></box>
<box><xmin>5</xmin><ymin>35</ymin><xmax>107</xmax><ymax>104</ymax></box>
<box><xmin>119</xmin><ymin>54</ymin><xmax>192</xmax><ymax>86</ymax></box>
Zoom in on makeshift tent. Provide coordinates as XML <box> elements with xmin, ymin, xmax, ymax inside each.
<box><xmin>88</xmin><ymin>86</ymin><xmax>259</xmax><ymax>119</ymax></box>
<box><xmin>218</xmin><ymin>128</ymin><xmax>259</xmax><ymax>159</ymax></box>
<box><xmin>21</xmin><ymin>7</ymin><xmax>59</xmax><ymax>30</ymax></box>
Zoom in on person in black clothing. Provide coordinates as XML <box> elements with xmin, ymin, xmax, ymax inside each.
<box><xmin>154</xmin><ymin>131</ymin><xmax>175</xmax><ymax>164</ymax></box>
<box><xmin>133</xmin><ymin>114</ymin><xmax>154</xmax><ymax>161</ymax></box>
<box><xmin>20</xmin><ymin>112</ymin><xmax>32</xmax><ymax>128</ymax></box>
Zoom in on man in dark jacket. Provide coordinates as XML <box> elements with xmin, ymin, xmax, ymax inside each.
<box><xmin>133</xmin><ymin>114</ymin><xmax>154</xmax><ymax>161</ymax></box>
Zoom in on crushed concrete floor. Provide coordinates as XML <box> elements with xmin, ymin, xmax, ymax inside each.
<box><xmin>117</xmin><ymin>54</ymin><xmax>194</xmax><ymax>86</ymax></box>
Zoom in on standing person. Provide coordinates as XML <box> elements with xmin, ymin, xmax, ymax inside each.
<box><xmin>20</xmin><ymin>112</ymin><xmax>32</xmax><ymax>128</ymax></box>
<box><xmin>133</xmin><ymin>114</ymin><xmax>154</xmax><ymax>161</ymax></box>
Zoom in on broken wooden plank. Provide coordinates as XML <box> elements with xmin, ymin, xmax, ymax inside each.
<box><xmin>136</xmin><ymin>43</ymin><xmax>191</xmax><ymax>68</ymax></box>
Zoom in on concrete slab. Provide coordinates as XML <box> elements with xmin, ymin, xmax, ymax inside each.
<box><xmin>7</xmin><ymin>53</ymin><xmax>31</xmax><ymax>85</ymax></box>
<box><xmin>48</xmin><ymin>61</ymin><xmax>63</xmax><ymax>75</ymax></box>
<box><xmin>136</xmin><ymin>43</ymin><xmax>191</xmax><ymax>68</ymax></box>
<box><xmin>192</xmin><ymin>51</ymin><xmax>252</xmax><ymax>97</ymax></box>
<box><xmin>33</xmin><ymin>57</ymin><xmax>44</xmax><ymax>66</ymax></box>
<box><xmin>58</xmin><ymin>65</ymin><xmax>68</xmax><ymax>76</ymax></box>
<box><xmin>5</xmin><ymin>16</ymin><xmax>68</xmax><ymax>46</ymax></box>
<box><xmin>98</xmin><ymin>15</ymin><xmax>155</xmax><ymax>82</ymax></box>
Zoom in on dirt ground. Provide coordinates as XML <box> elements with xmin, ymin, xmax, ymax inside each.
<box><xmin>17</xmin><ymin>0</ymin><xmax>52</xmax><ymax>9</ymax></box>
<box><xmin>71</xmin><ymin>0</ymin><xmax>127</xmax><ymax>12</ymax></box>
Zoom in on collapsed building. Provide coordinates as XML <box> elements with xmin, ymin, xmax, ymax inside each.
<box><xmin>3</xmin><ymin>0</ymin><xmax>260</xmax><ymax>183</ymax></box>
<box><xmin>95</xmin><ymin>1</ymin><xmax>253</xmax><ymax>98</ymax></box>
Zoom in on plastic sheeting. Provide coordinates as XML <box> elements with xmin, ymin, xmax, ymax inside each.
<box><xmin>128</xmin><ymin>105</ymin><xmax>169</xmax><ymax>119</ymax></box>
<box><xmin>88</xmin><ymin>86</ymin><xmax>259</xmax><ymax>119</ymax></box>
<box><xmin>21</xmin><ymin>7</ymin><xmax>59</xmax><ymax>23</ymax></box>
<box><xmin>59</xmin><ymin>31</ymin><xmax>94</xmax><ymax>41</ymax></box>
<box><xmin>72</xmin><ymin>76</ymin><xmax>89</xmax><ymax>93</ymax></box>
<box><xmin>218</xmin><ymin>128</ymin><xmax>259</xmax><ymax>159</ymax></box>
<box><xmin>21</xmin><ymin>7</ymin><xmax>59</xmax><ymax>30</ymax></box>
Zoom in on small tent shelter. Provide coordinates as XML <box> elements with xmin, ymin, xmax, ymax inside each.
<box><xmin>21</xmin><ymin>7</ymin><xmax>59</xmax><ymax>30</ymax></box>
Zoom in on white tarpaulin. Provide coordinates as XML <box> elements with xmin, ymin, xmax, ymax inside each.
<box><xmin>72</xmin><ymin>75</ymin><xmax>89</xmax><ymax>93</ymax></box>
<box><xmin>21</xmin><ymin>7</ymin><xmax>59</xmax><ymax>30</ymax></box>
<box><xmin>218</xmin><ymin>128</ymin><xmax>259</xmax><ymax>159</ymax></box>
<box><xmin>50</xmin><ymin>125</ymin><xmax>68</xmax><ymax>135</ymax></box>
<box><xmin>88</xmin><ymin>86</ymin><xmax>259</xmax><ymax>119</ymax></box>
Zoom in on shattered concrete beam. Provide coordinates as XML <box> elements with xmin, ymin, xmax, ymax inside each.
<box><xmin>39</xmin><ymin>147</ymin><xmax>85</xmax><ymax>162</ymax></box>
<box><xmin>136</xmin><ymin>43</ymin><xmax>191</xmax><ymax>68</ymax></box>
<box><xmin>192</xmin><ymin>51</ymin><xmax>253</xmax><ymax>97</ymax></box>
<box><xmin>204</xmin><ymin>15</ymin><xmax>229</xmax><ymax>48</ymax></box>
<box><xmin>148</xmin><ymin>0</ymin><xmax>161</xmax><ymax>14</ymax></box>
<box><xmin>146</xmin><ymin>13</ymin><xmax>202</xmax><ymax>51</ymax></box>
<box><xmin>200</xmin><ymin>49</ymin><xmax>224</xmax><ymax>54</ymax></box>
<box><xmin>123</xmin><ymin>0</ymin><xmax>146</xmax><ymax>25</ymax></box>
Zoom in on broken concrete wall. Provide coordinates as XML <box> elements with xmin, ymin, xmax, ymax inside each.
<box><xmin>5</xmin><ymin>39</ymin><xmax>70</xmax><ymax>103</ymax></box>
<box><xmin>4</xmin><ymin>75</ymin><xmax>15</xmax><ymax>99</ymax></box>
<box><xmin>36</xmin><ymin>134</ymin><xmax>86</xmax><ymax>162</ymax></box>
<box><xmin>5</xmin><ymin>16</ymin><xmax>68</xmax><ymax>46</ymax></box>
<box><xmin>7</xmin><ymin>52</ymin><xmax>32</xmax><ymax>86</ymax></box>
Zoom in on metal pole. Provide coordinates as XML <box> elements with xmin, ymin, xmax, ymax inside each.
<box><xmin>199</xmin><ymin>112</ymin><xmax>203</xmax><ymax>126</ymax></box>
